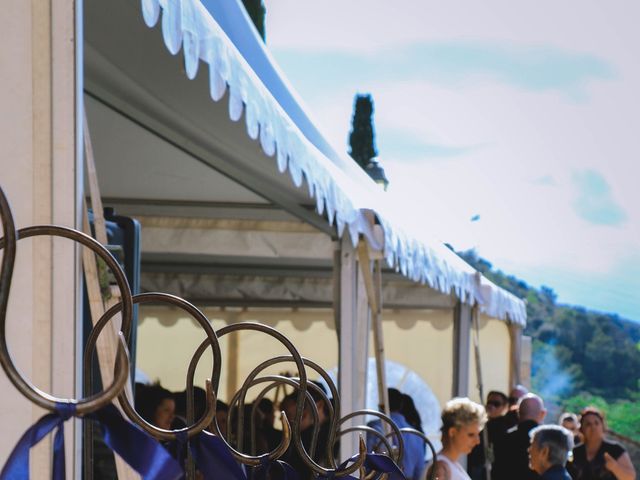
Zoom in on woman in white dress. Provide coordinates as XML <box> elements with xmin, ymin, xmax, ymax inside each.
<box><xmin>427</xmin><ymin>397</ymin><xmax>487</xmax><ymax>480</ymax></box>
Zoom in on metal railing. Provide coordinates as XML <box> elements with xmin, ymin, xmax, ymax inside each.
<box><xmin>0</xmin><ymin>184</ymin><xmax>438</xmax><ymax>479</ymax></box>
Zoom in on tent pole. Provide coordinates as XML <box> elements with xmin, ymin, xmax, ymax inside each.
<box><xmin>452</xmin><ymin>301</ymin><xmax>471</xmax><ymax>398</ymax></box>
<box><xmin>82</xmin><ymin>111</ymin><xmax>140</xmax><ymax>480</ymax></box>
<box><xmin>472</xmin><ymin>303</ymin><xmax>492</xmax><ymax>480</ymax></box>
<box><xmin>336</xmin><ymin>234</ymin><xmax>359</xmax><ymax>460</ymax></box>
<box><xmin>226</xmin><ymin>311</ymin><xmax>240</xmax><ymax>401</ymax></box>
<box><xmin>509</xmin><ymin>324</ymin><xmax>523</xmax><ymax>388</ymax></box>
<box><xmin>357</xmin><ymin>241</ymin><xmax>390</xmax><ymax>433</ymax></box>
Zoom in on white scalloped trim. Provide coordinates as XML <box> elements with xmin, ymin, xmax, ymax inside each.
<box><xmin>139</xmin><ymin>0</ymin><xmax>526</xmax><ymax>325</ymax></box>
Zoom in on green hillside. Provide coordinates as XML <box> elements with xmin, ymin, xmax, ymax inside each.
<box><xmin>458</xmin><ymin>249</ymin><xmax>640</xmax><ymax>441</ymax></box>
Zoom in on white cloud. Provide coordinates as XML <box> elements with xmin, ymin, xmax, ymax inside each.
<box><xmin>264</xmin><ymin>0</ymin><xmax>640</xmax><ymax>319</ymax></box>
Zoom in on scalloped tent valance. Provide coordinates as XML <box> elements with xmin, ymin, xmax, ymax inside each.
<box><xmin>138</xmin><ymin>0</ymin><xmax>526</xmax><ymax>326</ymax></box>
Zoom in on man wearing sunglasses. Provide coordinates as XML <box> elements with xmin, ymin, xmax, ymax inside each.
<box><xmin>485</xmin><ymin>392</ymin><xmax>508</xmax><ymax>419</ymax></box>
<box><xmin>468</xmin><ymin>391</ymin><xmax>509</xmax><ymax>479</ymax></box>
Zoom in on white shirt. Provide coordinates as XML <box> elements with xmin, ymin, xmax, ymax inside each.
<box><xmin>431</xmin><ymin>453</ymin><xmax>471</xmax><ymax>480</ymax></box>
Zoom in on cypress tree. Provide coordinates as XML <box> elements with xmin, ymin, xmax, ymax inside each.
<box><xmin>242</xmin><ymin>0</ymin><xmax>266</xmax><ymax>41</ymax></box>
<box><xmin>348</xmin><ymin>94</ymin><xmax>378</xmax><ymax>169</ymax></box>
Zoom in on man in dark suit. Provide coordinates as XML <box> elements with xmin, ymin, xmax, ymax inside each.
<box><xmin>528</xmin><ymin>425</ymin><xmax>573</xmax><ymax>480</ymax></box>
<box><xmin>492</xmin><ymin>393</ymin><xmax>546</xmax><ymax>480</ymax></box>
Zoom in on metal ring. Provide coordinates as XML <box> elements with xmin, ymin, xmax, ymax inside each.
<box><xmin>84</xmin><ymin>292</ymin><xmax>221</xmax><ymax>440</ymax></box>
<box><xmin>187</xmin><ymin>322</ymin><xmax>308</xmax><ymax>466</ymax></box>
<box><xmin>235</xmin><ymin>355</ymin><xmax>339</xmax><ymax>468</ymax></box>
<box><xmin>0</xmin><ymin>188</ymin><xmax>133</xmax><ymax>414</ymax></box>
<box><xmin>399</xmin><ymin>427</ymin><xmax>439</xmax><ymax>480</ymax></box>
<box><xmin>338</xmin><ymin>409</ymin><xmax>405</xmax><ymax>465</ymax></box>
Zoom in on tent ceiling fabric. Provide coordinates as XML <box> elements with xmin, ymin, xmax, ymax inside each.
<box><xmin>85</xmin><ymin>95</ymin><xmax>267</xmax><ymax>204</ymax></box>
<box><xmin>140</xmin><ymin>271</ymin><xmax>456</xmax><ymax>310</ymax></box>
<box><xmin>84</xmin><ymin>0</ymin><xmax>526</xmax><ymax>325</ymax></box>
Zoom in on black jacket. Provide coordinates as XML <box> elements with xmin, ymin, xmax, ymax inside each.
<box><xmin>541</xmin><ymin>465</ymin><xmax>572</xmax><ymax>480</ymax></box>
<box><xmin>492</xmin><ymin>420</ymin><xmax>541</xmax><ymax>480</ymax></box>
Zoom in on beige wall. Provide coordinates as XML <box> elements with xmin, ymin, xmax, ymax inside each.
<box><xmin>136</xmin><ymin>307</ymin><xmax>512</xmax><ymax>412</ymax></box>
<box><xmin>380</xmin><ymin>310</ymin><xmax>455</xmax><ymax>408</ymax></box>
<box><xmin>467</xmin><ymin>315</ymin><xmax>511</xmax><ymax>404</ymax></box>
<box><xmin>136</xmin><ymin>307</ymin><xmax>339</xmax><ymax>403</ymax></box>
<box><xmin>0</xmin><ymin>1</ymin><xmax>78</xmax><ymax>476</ymax></box>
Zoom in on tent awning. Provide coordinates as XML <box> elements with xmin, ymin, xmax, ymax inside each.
<box><xmin>106</xmin><ymin>0</ymin><xmax>526</xmax><ymax>325</ymax></box>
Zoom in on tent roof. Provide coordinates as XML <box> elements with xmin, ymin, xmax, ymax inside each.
<box><xmin>84</xmin><ymin>0</ymin><xmax>526</xmax><ymax>326</ymax></box>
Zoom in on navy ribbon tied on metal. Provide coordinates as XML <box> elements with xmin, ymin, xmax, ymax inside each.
<box><xmin>320</xmin><ymin>453</ymin><xmax>406</xmax><ymax>480</ymax></box>
<box><xmin>91</xmin><ymin>404</ymin><xmax>183</xmax><ymax>480</ymax></box>
<box><xmin>0</xmin><ymin>402</ymin><xmax>75</xmax><ymax>480</ymax></box>
<box><xmin>190</xmin><ymin>432</ymin><xmax>247</xmax><ymax>480</ymax></box>
<box><xmin>251</xmin><ymin>454</ymin><xmax>299</xmax><ymax>480</ymax></box>
<box><xmin>0</xmin><ymin>403</ymin><xmax>183</xmax><ymax>480</ymax></box>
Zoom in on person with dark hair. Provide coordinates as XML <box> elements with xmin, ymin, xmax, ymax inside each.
<box><xmin>485</xmin><ymin>391</ymin><xmax>509</xmax><ymax>419</ymax></box>
<box><xmin>172</xmin><ymin>386</ymin><xmax>207</xmax><ymax>430</ymax></box>
<box><xmin>401</xmin><ymin>393</ymin><xmax>423</xmax><ymax>433</ymax></box>
<box><xmin>135</xmin><ymin>383</ymin><xmax>180</xmax><ymax>461</ymax></box>
<box><xmin>492</xmin><ymin>385</ymin><xmax>528</xmax><ymax>436</ymax></box>
<box><xmin>528</xmin><ymin>425</ymin><xmax>573</xmax><ymax>479</ymax></box>
<box><xmin>214</xmin><ymin>399</ymin><xmax>229</xmax><ymax>439</ymax></box>
<box><xmin>568</xmin><ymin>407</ymin><xmax>635</xmax><ymax>480</ymax></box>
<box><xmin>257</xmin><ymin>397</ymin><xmax>282</xmax><ymax>451</ymax></box>
<box><xmin>135</xmin><ymin>382</ymin><xmax>175</xmax><ymax>430</ymax></box>
<box><xmin>366</xmin><ymin>388</ymin><xmax>425</xmax><ymax>480</ymax></box>
<box><xmin>279</xmin><ymin>381</ymin><xmax>334</xmax><ymax>479</ymax></box>
<box><xmin>468</xmin><ymin>390</ymin><xmax>509</xmax><ymax>479</ymax></box>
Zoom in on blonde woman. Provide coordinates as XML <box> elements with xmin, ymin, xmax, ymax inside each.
<box><xmin>428</xmin><ymin>397</ymin><xmax>487</xmax><ymax>480</ymax></box>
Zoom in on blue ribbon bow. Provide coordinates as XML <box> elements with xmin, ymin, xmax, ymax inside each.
<box><xmin>320</xmin><ymin>452</ymin><xmax>406</xmax><ymax>480</ymax></box>
<box><xmin>1</xmin><ymin>402</ymin><xmax>75</xmax><ymax>480</ymax></box>
<box><xmin>0</xmin><ymin>403</ymin><xmax>183</xmax><ymax>480</ymax></box>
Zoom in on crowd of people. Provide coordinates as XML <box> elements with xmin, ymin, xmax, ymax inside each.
<box><xmin>134</xmin><ymin>380</ymin><xmax>338</xmax><ymax>479</ymax></box>
<box><xmin>133</xmin><ymin>382</ymin><xmax>636</xmax><ymax>480</ymax></box>
<box><xmin>460</xmin><ymin>386</ymin><xmax>636</xmax><ymax>480</ymax></box>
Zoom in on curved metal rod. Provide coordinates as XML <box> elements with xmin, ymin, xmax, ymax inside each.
<box><xmin>188</xmin><ymin>321</ymin><xmax>367</xmax><ymax>477</ymax></box>
<box><xmin>197</xmin><ymin>401</ymin><xmax>291</xmax><ymax>467</ymax></box>
<box><xmin>221</xmin><ymin>324</ymin><xmax>365</xmax><ymax>477</ymax></box>
<box><xmin>231</xmin><ymin>376</ymin><xmax>319</xmax><ymax>460</ymax></box>
<box><xmin>224</xmin><ymin>376</ymin><xmax>305</xmax><ymax>464</ymax></box>
<box><xmin>398</xmin><ymin>428</ymin><xmax>438</xmax><ymax>480</ymax></box>
<box><xmin>85</xmin><ymin>292</ymin><xmax>221</xmax><ymax>439</ymax></box>
<box><xmin>9</xmin><ymin>225</ymin><xmax>134</xmax><ymax>339</ymax></box>
<box><xmin>0</xmin><ymin>199</ymin><xmax>134</xmax><ymax>414</ymax></box>
<box><xmin>337</xmin><ymin>425</ymin><xmax>393</xmax><ymax>458</ymax></box>
<box><xmin>248</xmin><ymin>378</ymin><xmax>327</xmax><ymax>462</ymax></box>
<box><xmin>187</xmin><ymin>322</ymin><xmax>308</xmax><ymax>466</ymax></box>
<box><xmin>233</xmin><ymin>355</ymin><xmax>339</xmax><ymax>468</ymax></box>
<box><xmin>339</xmin><ymin>426</ymin><xmax>393</xmax><ymax>480</ymax></box>
<box><xmin>234</xmin><ymin>361</ymin><xmax>326</xmax><ymax>459</ymax></box>
<box><xmin>338</xmin><ymin>409</ymin><xmax>405</xmax><ymax>465</ymax></box>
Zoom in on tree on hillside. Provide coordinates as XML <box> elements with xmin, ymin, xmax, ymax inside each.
<box><xmin>242</xmin><ymin>0</ymin><xmax>266</xmax><ymax>40</ymax></box>
<box><xmin>456</xmin><ymin>247</ymin><xmax>640</xmax><ymax>401</ymax></box>
<box><xmin>349</xmin><ymin>94</ymin><xmax>378</xmax><ymax>169</ymax></box>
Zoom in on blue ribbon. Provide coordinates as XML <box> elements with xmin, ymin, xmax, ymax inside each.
<box><xmin>252</xmin><ymin>455</ymin><xmax>298</xmax><ymax>480</ymax></box>
<box><xmin>189</xmin><ymin>432</ymin><xmax>246</xmax><ymax>480</ymax></box>
<box><xmin>0</xmin><ymin>403</ymin><xmax>183</xmax><ymax>480</ymax></box>
<box><xmin>362</xmin><ymin>453</ymin><xmax>406</xmax><ymax>480</ymax></box>
<box><xmin>1</xmin><ymin>402</ymin><xmax>75</xmax><ymax>480</ymax></box>
<box><xmin>90</xmin><ymin>404</ymin><xmax>183</xmax><ymax>480</ymax></box>
<box><xmin>319</xmin><ymin>452</ymin><xmax>406</xmax><ymax>480</ymax></box>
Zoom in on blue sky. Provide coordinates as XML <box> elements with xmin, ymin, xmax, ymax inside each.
<box><xmin>264</xmin><ymin>0</ymin><xmax>640</xmax><ymax>322</ymax></box>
